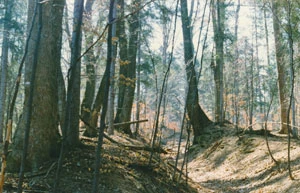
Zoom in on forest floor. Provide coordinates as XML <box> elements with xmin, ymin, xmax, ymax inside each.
<box><xmin>3</xmin><ymin>130</ymin><xmax>204</xmax><ymax>193</ymax></box>
<box><xmin>3</xmin><ymin>123</ymin><xmax>300</xmax><ymax>192</ymax></box>
<box><xmin>174</xmin><ymin>123</ymin><xmax>300</xmax><ymax>193</ymax></box>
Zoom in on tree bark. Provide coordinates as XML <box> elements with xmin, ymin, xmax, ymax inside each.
<box><xmin>272</xmin><ymin>0</ymin><xmax>289</xmax><ymax>134</ymax></box>
<box><xmin>233</xmin><ymin>0</ymin><xmax>240</xmax><ymax>128</ymax></box>
<box><xmin>81</xmin><ymin>0</ymin><xmax>96</xmax><ymax>125</ymax></box>
<box><xmin>115</xmin><ymin>0</ymin><xmax>140</xmax><ymax>136</ymax></box>
<box><xmin>8</xmin><ymin>0</ymin><xmax>65</xmax><ymax>172</ymax></box>
<box><xmin>211</xmin><ymin>0</ymin><xmax>225</xmax><ymax>123</ymax></box>
<box><xmin>0</xmin><ymin>0</ymin><xmax>13</xmax><ymax>143</ymax></box>
<box><xmin>180</xmin><ymin>0</ymin><xmax>212</xmax><ymax>144</ymax></box>
<box><xmin>65</xmin><ymin>0</ymin><xmax>84</xmax><ymax>147</ymax></box>
<box><xmin>92</xmin><ymin>0</ymin><xmax>114</xmax><ymax>191</ymax></box>
<box><xmin>107</xmin><ymin>1</ymin><xmax>117</xmax><ymax>135</ymax></box>
<box><xmin>114</xmin><ymin>0</ymin><xmax>129</xmax><ymax>132</ymax></box>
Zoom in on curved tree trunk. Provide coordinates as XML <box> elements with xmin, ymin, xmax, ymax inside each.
<box><xmin>7</xmin><ymin>0</ymin><xmax>65</xmax><ymax>172</ymax></box>
<box><xmin>180</xmin><ymin>0</ymin><xmax>212</xmax><ymax>144</ymax></box>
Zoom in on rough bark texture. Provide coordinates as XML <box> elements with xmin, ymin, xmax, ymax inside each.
<box><xmin>272</xmin><ymin>0</ymin><xmax>289</xmax><ymax>134</ymax></box>
<box><xmin>180</xmin><ymin>0</ymin><xmax>212</xmax><ymax>144</ymax></box>
<box><xmin>7</xmin><ymin>0</ymin><xmax>65</xmax><ymax>172</ymax></box>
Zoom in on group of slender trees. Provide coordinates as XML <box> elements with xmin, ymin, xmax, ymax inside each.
<box><xmin>0</xmin><ymin>0</ymin><xmax>299</xmax><ymax>191</ymax></box>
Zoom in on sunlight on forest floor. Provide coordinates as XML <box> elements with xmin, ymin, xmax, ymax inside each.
<box><xmin>177</xmin><ymin>124</ymin><xmax>300</xmax><ymax>193</ymax></box>
<box><xmin>3</xmin><ymin>131</ymin><xmax>199</xmax><ymax>193</ymax></box>
<box><xmin>3</xmin><ymin>124</ymin><xmax>300</xmax><ymax>192</ymax></box>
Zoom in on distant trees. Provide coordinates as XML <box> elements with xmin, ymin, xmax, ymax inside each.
<box><xmin>2</xmin><ymin>0</ymin><xmax>300</xmax><ymax>187</ymax></box>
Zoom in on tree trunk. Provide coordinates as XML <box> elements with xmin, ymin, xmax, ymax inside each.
<box><xmin>211</xmin><ymin>0</ymin><xmax>225</xmax><ymax>123</ymax></box>
<box><xmin>135</xmin><ymin>24</ymin><xmax>141</xmax><ymax>138</ymax></box>
<box><xmin>92</xmin><ymin>1</ymin><xmax>114</xmax><ymax>191</ymax></box>
<box><xmin>249</xmin><ymin>42</ymin><xmax>254</xmax><ymax>131</ymax></box>
<box><xmin>0</xmin><ymin>0</ymin><xmax>13</xmax><ymax>143</ymax></box>
<box><xmin>8</xmin><ymin>0</ymin><xmax>65</xmax><ymax>172</ymax></box>
<box><xmin>180</xmin><ymin>0</ymin><xmax>212</xmax><ymax>144</ymax></box>
<box><xmin>65</xmin><ymin>0</ymin><xmax>84</xmax><ymax>147</ymax></box>
<box><xmin>115</xmin><ymin>1</ymin><xmax>140</xmax><ymax>136</ymax></box>
<box><xmin>107</xmin><ymin>1</ymin><xmax>117</xmax><ymax>135</ymax></box>
<box><xmin>84</xmin><ymin>71</ymin><xmax>107</xmax><ymax>137</ymax></box>
<box><xmin>81</xmin><ymin>0</ymin><xmax>96</xmax><ymax>124</ymax></box>
<box><xmin>272</xmin><ymin>0</ymin><xmax>289</xmax><ymax>134</ymax></box>
<box><xmin>233</xmin><ymin>0</ymin><xmax>240</xmax><ymax>128</ymax></box>
<box><xmin>115</xmin><ymin>0</ymin><xmax>129</xmax><ymax>132</ymax></box>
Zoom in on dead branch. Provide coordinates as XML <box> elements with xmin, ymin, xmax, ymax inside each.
<box><xmin>81</xmin><ymin>134</ymin><xmax>167</xmax><ymax>154</ymax></box>
<box><xmin>79</xmin><ymin>116</ymin><xmax>165</xmax><ymax>153</ymax></box>
<box><xmin>106</xmin><ymin>119</ymin><xmax>148</xmax><ymax>128</ymax></box>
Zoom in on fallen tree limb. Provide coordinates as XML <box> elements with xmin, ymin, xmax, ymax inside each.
<box><xmin>79</xmin><ymin>117</ymin><xmax>166</xmax><ymax>154</ymax></box>
<box><xmin>108</xmin><ymin>119</ymin><xmax>148</xmax><ymax>128</ymax></box>
<box><xmin>81</xmin><ymin>134</ymin><xmax>167</xmax><ymax>154</ymax></box>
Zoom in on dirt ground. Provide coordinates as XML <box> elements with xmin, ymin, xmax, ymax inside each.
<box><xmin>3</xmin><ymin>132</ymin><xmax>202</xmax><ymax>193</ymax></box>
<box><xmin>3</xmin><ymin>123</ymin><xmax>300</xmax><ymax>192</ymax></box>
<box><xmin>182</xmin><ymin>123</ymin><xmax>300</xmax><ymax>193</ymax></box>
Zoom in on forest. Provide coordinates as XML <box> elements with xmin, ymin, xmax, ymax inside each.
<box><xmin>0</xmin><ymin>0</ymin><xmax>299</xmax><ymax>192</ymax></box>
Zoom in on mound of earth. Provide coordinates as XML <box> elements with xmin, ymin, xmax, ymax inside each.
<box><xmin>4</xmin><ymin>123</ymin><xmax>300</xmax><ymax>193</ymax></box>
<box><xmin>3</xmin><ymin>131</ymin><xmax>208</xmax><ymax>193</ymax></box>
<box><xmin>184</xmin><ymin>123</ymin><xmax>300</xmax><ymax>193</ymax></box>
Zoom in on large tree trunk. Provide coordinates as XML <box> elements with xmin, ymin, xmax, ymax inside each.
<box><xmin>0</xmin><ymin>0</ymin><xmax>13</xmax><ymax>143</ymax></box>
<box><xmin>211</xmin><ymin>0</ymin><xmax>225</xmax><ymax>123</ymax></box>
<box><xmin>80</xmin><ymin>0</ymin><xmax>96</xmax><ymax>124</ymax></box>
<box><xmin>65</xmin><ymin>0</ymin><xmax>84</xmax><ymax>147</ymax></box>
<box><xmin>114</xmin><ymin>0</ymin><xmax>129</xmax><ymax>132</ymax></box>
<box><xmin>272</xmin><ymin>0</ymin><xmax>289</xmax><ymax>134</ymax></box>
<box><xmin>180</xmin><ymin>0</ymin><xmax>212</xmax><ymax>144</ymax></box>
<box><xmin>114</xmin><ymin>0</ymin><xmax>139</xmax><ymax>136</ymax></box>
<box><xmin>8</xmin><ymin>0</ymin><xmax>65</xmax><ymax>172</ymax></box>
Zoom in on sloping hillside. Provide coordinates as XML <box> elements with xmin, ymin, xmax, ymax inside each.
<box><xmin>184</xmin><ymin>123</ymin><xmax>300</xmax><ymax>193</ymax></box>
<box><xmin>4</xmin><ymin>124</ymin><xmax>300</xmax><ymax>193</ymax></box>
<box><xmin>3</xmin><ymin>132</ymin><xmax>205</xmax><ymax>193</ymax></box>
